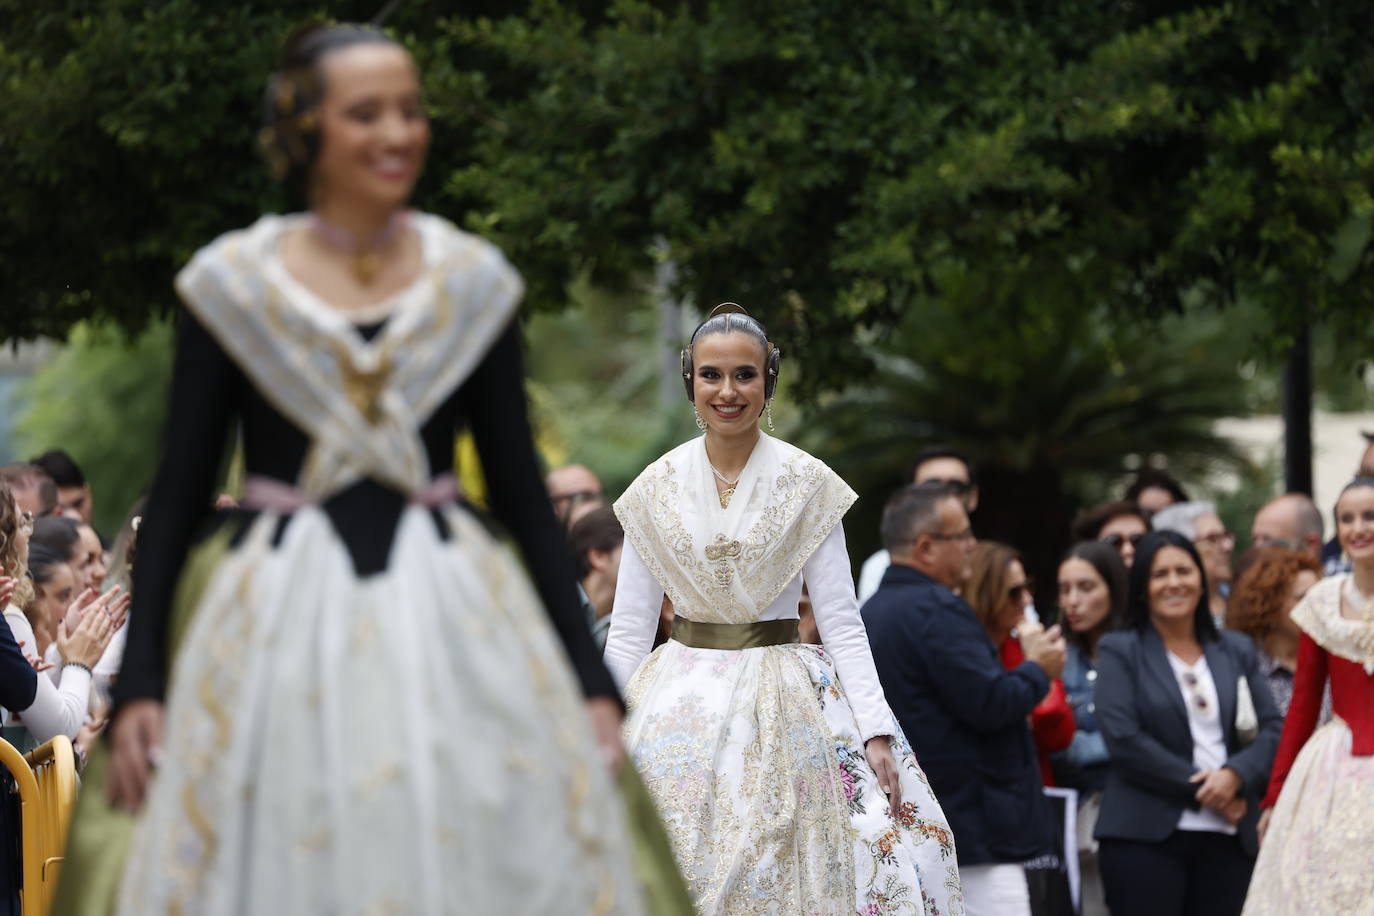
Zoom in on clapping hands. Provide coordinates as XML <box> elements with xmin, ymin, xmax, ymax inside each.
<box><xmin>57</xmin><ymin>587</ymin><xmax>129</xmax><ymax>669</ymax></box>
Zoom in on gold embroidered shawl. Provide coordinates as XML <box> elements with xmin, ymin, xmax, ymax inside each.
<box><xmin>175</xmin><ymin>213</ymin><xmax>522</xmax><ymax>500</ymax></box>
<box><xmin>615</xmin><ymin>433</ymin><xmax>856</xmax><ymax>625</ymax></box>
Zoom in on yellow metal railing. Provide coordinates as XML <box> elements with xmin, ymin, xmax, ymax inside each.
<box><xmin>0</xmin><ymin>736</ymin><xmax>78</xmax><ymax>916</ymax></box>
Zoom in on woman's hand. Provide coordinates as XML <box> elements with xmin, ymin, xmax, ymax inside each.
<box><xmin>586</xmin><ymin>696</ymin><xmax>625</xmax><ymax>778</ymax></box>
<box><xmin>1257</xmin><ymin>807</ymin><xmax>1273</xmax><ymax>844</ymax></box>
<box><xmin>107</xmin><ymin>699</ymin><xmax>164</xmax><ymax>814</ymax></box>
<box><xmin>56</xmin><ymin>590</ymin><xmax>121</xmax><ymax>668</ymax></box>
<box><xmin>75</xmin><ymin>715</ymin><xmax>107</xmax><ymax>755</ymax></box>
<box><xmin>65</xmin><ymin>586</ymin><xmax>128</xmax><ymax>633</ymax></box>
<box><xmin>864</xmin><ymin>735</ymin><xmax>903</xmax><ymax>819</ymax></box>
<box><xmin>1190</xmin><ymin>766</ymin><xmax>1242</xmax><ymax>810</ymax></box>
<box><xmin>0</xmin><ymin>575</ymin><xmax>16</xmax><ymax>609</ymax></box>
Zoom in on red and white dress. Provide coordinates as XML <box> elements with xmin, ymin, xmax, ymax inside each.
<box><xmin>1241</xmin><ymin>575</ymin><xmax>1374</xmax><ymax>915</ymax></box>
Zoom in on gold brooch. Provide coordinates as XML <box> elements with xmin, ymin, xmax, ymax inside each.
<box><xmin>339</xmin><ymin>352</ymin><xmax>393</xmax><ymax>425</ymax></box>
<box><xmin>705</xmin><ymin>534</ymin><xmax>742</xmax><ymax>588</ymax></box>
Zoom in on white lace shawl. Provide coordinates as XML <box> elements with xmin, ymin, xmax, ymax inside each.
<box><xmin>1292</xmin><ymin>574</ymin><xmax>1374</xmax><ymax>673</ymax></box>
<box><xmin>175</xmin><ymin>212</ymin><xmax>522</xmax><ymax>500</ymax></box>
<box><xmin>614</xmin><ymin>432</ymin><xmax>857</xmax><ymax>626</ymax></box>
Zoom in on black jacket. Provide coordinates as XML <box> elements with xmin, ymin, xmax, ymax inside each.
<box><xmin>861</xmin><ymin>564</ymin><xmax>1054</xmax><ymax>866</ymax></box>
<box><xmin>1093</xmin><ymin>626</ymin><xmax>1282</xmax><ymax>856</ymax></box>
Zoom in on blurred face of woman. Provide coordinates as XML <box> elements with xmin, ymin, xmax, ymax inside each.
<box><xmin>35</xmin><ymin>564</ymin><xmax>75</xmax><ymax>633</ymax></box>
<box><xmin>1148</xmin><ymin>545</ymin><xmax>1203</xmax><ymax>628</ymax></box>
<box><xmin>314</xmin><ymin>43</ymin><xmax>430</xmax><ymax>212</ymax></box>
<box><xmin>995</xmin><ymin>560</ymin><xmax>1032</xmax><ymax>636</ymax></box>
<box><xmin>691</xmin><ymin>332</ymin><xmax>766</xmax><ymax>441</ymax></box>
<box><xmin>10</xmin><ymin>496</ymin><xmax>30</xmax><ymax>568</ymax></box>
<box><xmin>77</xmin><ymin>524</ymin><xmax>106</xmax><ymax>590</ymax></box>
<box><xmin>1335</xmin><ymin>485</ymin><xmax>1374</xmax><ymax>565</ymax></box>
<box><xmin>1059</xmin><ymin>557</ymin><xmax>1111</xmax><ymax>636</ymax></box>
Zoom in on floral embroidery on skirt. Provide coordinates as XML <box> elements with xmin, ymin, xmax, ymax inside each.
<box><xmin>625</xmin><ymin>641</ymin><xmax>963</xmax><ymax>915</ymax></box>
<box><xmin>1243</xmin><ymin>718</ymin><xmax>1374</xmax><ymax>916</ymax></box>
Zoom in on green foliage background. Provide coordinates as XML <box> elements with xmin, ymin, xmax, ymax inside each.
<box><xmin>6</xmin><ymin>0</ymin><xmax>1374</xmax><ymax>599</ymax></box>
<box><xmin>15</xmin><ymin>321</ymin><xmax>173</xmax><ymax>535</ymax></box>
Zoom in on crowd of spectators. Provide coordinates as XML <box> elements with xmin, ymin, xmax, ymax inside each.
<box><xmin>1</xmin><ymin>430</ymin><xmax>1367</xmax><ymax>913</ymax></box>
<box><xmin>557</xmin><ymin>428</ymin><xmax>1373</xmax><ymax>916</ymax></box>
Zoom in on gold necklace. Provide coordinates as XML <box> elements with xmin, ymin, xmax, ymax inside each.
<box><xmin>309</xmin><ymin>210</ymin><xmax>408</xmax><ymax>286</ymax></box>
<box><xmin>709</xmin><ymin>462</ymin><xmax>739</xmax><ymax>509</ymax></box>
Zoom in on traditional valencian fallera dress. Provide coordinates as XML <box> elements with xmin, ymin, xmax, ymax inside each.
<box><xmin>605</xmin><ymin>432</ymin><xmax>963</xmax><ymax>915</ymax></box>
<box><xmin>56</xmin><ymin>212</ymin><xmax>651</xmax><ymax>914</ymax></box>
<box><xmin>1242</xmin><ymin>575</ymin><xmax>1374</xmax><ymax>915</ymax></box>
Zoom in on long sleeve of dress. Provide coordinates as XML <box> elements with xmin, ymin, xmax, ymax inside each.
<box><xmin>115</xmin><ymin>311</ymin><xmax>238</xmax><ymax>707</ymax></box>
<box><xmin>1262</xmin><ymin>632</ymin><xmax>1328</xmax><ymax>808</ymax></box>
<box><xmin>465</xmin><ymin>324</ymin><xmax>618</xmax><ymax>702</ymax></box>
<box><xmin>804</xmin><ymin>525</ymin><xmax>892</xmax><ymax>741</ymax></box>
<box><xmin>604</xmin><ymin>539</ymin><xmax>663</xmax><ymax>691</ymax></box>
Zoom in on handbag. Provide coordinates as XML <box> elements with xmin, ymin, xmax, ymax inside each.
<box><xmin>1235</xmin><ymin>675</ymin><xmax>1258</xmax><ymax>746</ymax></box>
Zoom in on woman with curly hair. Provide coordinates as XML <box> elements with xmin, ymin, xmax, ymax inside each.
<box><xmin>1226</xmin><ymin>548</ymin><xmax>1323</xmax><ymax>718</ymax></box>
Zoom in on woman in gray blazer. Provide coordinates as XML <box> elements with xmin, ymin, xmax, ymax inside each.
<box><xmin>1094</xmin><ymin>530</ymin><xmax>1281</xmax><ymax>916</ymax></box>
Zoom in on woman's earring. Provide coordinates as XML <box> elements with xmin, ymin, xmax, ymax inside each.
<box><xmin>694</xmin><ymin>408</ymin><xmax>708</xmax><ymax>432</ymax></box>
<box><xmin>765</xmin><ymin>401</ymin><xmax>776</xmax><ymax>432</ymax></box>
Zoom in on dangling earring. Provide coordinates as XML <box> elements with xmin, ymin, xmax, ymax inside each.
<box><xmin>765</xmin><ymin>401</ymin><xmax>776</xmax><ymax>432</ymax></box>
<box><xmin>695</xmin><ymin>408</ymin><xmax>708</xmax><ymax>432</ymax></box>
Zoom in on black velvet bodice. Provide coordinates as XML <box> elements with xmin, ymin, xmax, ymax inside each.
<box><xmin>116</xmin><ymin>310</ymin><xmax>616</xmax><ymax>707</ymax></box>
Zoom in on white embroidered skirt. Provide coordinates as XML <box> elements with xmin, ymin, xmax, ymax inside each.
<box><xmin>116</xmin><ymin>505</ymin><xmax>645</xmax><ymax>915</ymax></box>
<box><xmin>623</xmin><ymin>640</ymin><xmax>963</xmax><ymax>915</ymax></box>
<box><xmin>1242</xmin><ymin>717</ymin><xmax>1374</xmax><ymax>916</ymax></box>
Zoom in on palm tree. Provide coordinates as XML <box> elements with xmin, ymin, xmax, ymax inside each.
<box><xmin>799</xmin><ymin>301</ymin><xmax>1252</xmax><ymax>613</ymax></box>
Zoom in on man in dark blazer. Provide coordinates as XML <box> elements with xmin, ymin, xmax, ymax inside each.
<box><xmin>861</xmin><ymin>483</ymin><xmax>1067</xmax><ymax>916</ymax></box>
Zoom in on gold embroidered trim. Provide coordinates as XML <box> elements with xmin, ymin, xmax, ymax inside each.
<box><xmin>175</xmin><ymin>213</ymin><xmax>522</xmax><ymax>501</ymax></box>
<box><xmin>616</xmin><ymin>438</ymin><xmax>856</xmax><ymax>627</ymax></box>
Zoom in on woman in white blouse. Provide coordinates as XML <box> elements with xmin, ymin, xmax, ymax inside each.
<box><xmin>0</xmin><ymin>485</ymin><xmax>124</xmax><ymax>748</ymax></box>
<box><xmin>604</xmin><ymin>304</ymin><xmax>962</xmax><ymax>915</ymax></box>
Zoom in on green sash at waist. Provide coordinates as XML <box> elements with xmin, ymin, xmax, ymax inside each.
<box><xmin>671</xmin><ymin>615</ymin><xmax>799</xmax><ymax>650</ymax></box>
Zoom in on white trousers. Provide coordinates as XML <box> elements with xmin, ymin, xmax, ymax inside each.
<box><xmin>960</xmin><ymin>863</ymin><xmax>1031</xmax><ymax>916</ymax></box>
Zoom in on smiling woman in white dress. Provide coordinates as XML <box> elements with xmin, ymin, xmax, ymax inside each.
<box><xmin>604</xmin><ymin>304</ymin><xmax>963</xmax><ymax>915</ymax></box>
<box><xmin>54</xmin><ymin>23</ymin><xmax>646</xmax><ymax>915</ymax></box>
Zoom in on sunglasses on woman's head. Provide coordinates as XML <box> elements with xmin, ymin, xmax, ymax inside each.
<box><xmin>1100</xmin><ymin>532</ymin><xmax>1144</xmax><ymax>548</ymax></box>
